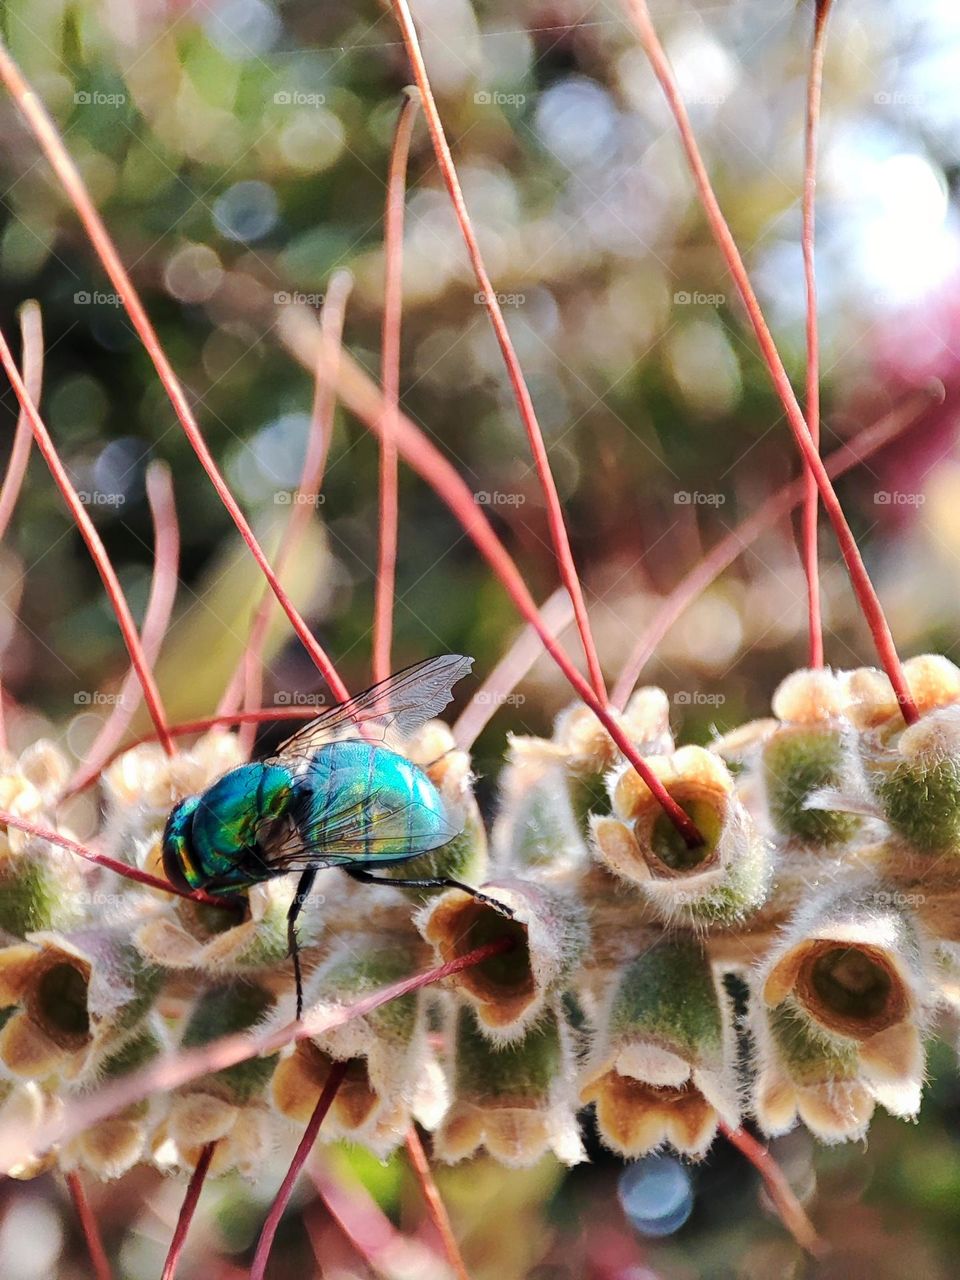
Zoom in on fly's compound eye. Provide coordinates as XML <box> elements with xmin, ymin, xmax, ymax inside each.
<box><xmin>162</xmin><ymin>795</ymin><xmax>201</xmax><ymax>893</ymax></box>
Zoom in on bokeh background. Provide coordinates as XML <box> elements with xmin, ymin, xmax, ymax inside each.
<box><xmin>2</xmin><ymin>0</ymin><xmax>960</xmax><ymax>1276</ymax></box>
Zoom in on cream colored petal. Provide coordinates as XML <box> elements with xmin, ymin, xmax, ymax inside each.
<box><xmin>859</xmin><ymin>1021</ymin><xmax>924</xmax><ymax>1085</ymax></box>
<box><xmin>169</xmin><ymin>1092</ymin><xmax>238</xmax><ymax>1146</ymax></box>
<box><xmin>615</xmin><ymin>1042</ymin><xmax>690</xmax><ymax>1088</ymax></box>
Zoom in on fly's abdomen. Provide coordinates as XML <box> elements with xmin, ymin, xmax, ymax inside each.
<box><xmin>292</xmin><ymin>740</ymin><xmax>451</xmax><ymax>861</ymax></box>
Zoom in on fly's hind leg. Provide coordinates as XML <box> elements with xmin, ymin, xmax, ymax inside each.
<box><xmin>343</xmin><ymin>865</ymin><xmax>514</xmax><ymax>919</ymax></box>
<box><xmin>288</xmin><ymin>867</ymin><xmax>317</xmax><ymax>1020</ymax></box>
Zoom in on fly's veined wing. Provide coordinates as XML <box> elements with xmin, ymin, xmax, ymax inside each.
<box><xmin>273</xmin><ymin>654</ymin><xmax>473</xmax><ymax>759</ymax></box>
<box><xmin>259</xmin><ymin>789</ymin><xmax>462</xmax><ymax>871</ymax></box>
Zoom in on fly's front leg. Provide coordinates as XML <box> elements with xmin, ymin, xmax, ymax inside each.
<box><xmin>343</xmin><ymin>866</ymin><xmax>514</xmax><ymax>919</ymax></box>
<box><xmin>288</xmin><ymin>867</ymin><xmax>317</xmax><ymax>1020</ymax></box>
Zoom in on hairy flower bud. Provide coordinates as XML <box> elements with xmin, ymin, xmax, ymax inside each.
<box><xmin>435</xmin><ymin>1005</ymin><xmax>583</xmax><ymax>1167</ymax></box>
<box><xmin>580</xmin><ymin>939</ymin><xmax>737</xmax><ymax>1158</ymax></box>
<box><xmin>871</xmin><ymin>707</ymin><xmax>960</xmax><ymax>853</ymax></box>
<box><xmin>419</xmin><ymin>878</ymin><xmax>589</xmax><ymax>1040</ymax></box>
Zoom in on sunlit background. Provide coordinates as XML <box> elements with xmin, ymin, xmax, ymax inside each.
<box><xmin>2</xmin><ymin>0</ymin><xmax>960</xmax><ymax>1276</ymax></box>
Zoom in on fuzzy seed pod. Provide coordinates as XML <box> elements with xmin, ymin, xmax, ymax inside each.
<box><xmin>871</xmin><ymin>707</ymin><xmax>960</xmax><ymax>853</ymax></box>
<box><xmin>580</xmin><ymin>939</ymin><xmax>737</xmax><ymax>1158</ymax></box>
<box><xmin>160</xmin><ymin>980</ymin><xmax>279</xmax><ymax>1178</ymax></box>
<box><xmin>759</xmin><ymin>885</ymin><xmax>929</xmax><ymax>1104</ymax></box>
<box><xmin>0</xmin><ymin>927</ymin><xmax>161</xmax><ymax>1081</ymax></box>
<box><xmin>62</xmin><ymin>1019</ymin><xmax>168</xmax><ymax>1179</ymax></box>
<box><xmin>435</xmin><ymin>1004</ymin><xmax>584</xmax><ymax>1168</ymax></box>
<box><xmin>271</xmin><ymin>938</ymin><xmax>433</xmax><ymax>1155</ymax></box>
<box><xmin>418</xmin><ymin>879</ymin><xmax>589</xmax><ymax>1041</ymax></box>
<box><xmin>593</xmin><ymin>746</ymin><xmax>770</xmax><ymax>926</ymax></box>
<box><xmin>762</xmin><ymin>669</ymin><xmax>861</xmax><ymax>847</ymax></box>
<box><xmin>493</xmin><ymin>765</ymin><xmax>589</xmax><ymax>877</ymax></box>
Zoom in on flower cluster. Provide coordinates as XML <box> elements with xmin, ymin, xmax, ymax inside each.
<box><xmin>2</xmin><ymin>657</ymin><xmax>960</xmax><ymax>1182</ymax></box>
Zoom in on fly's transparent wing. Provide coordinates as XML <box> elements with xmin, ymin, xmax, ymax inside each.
<box><xmin>259</xmin><ymin>789</ymin><xmax>461</xmax><ymax>871</ymax></box>
<box><xmin>273</xmin><ymin>654</ymin><xmax>473</xmax><ymax>760</ymax></box>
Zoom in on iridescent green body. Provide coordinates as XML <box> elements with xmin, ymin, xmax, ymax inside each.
<box><xmin>162</xmin><ymin>743</ymin><xmax>451</xmax><ymax>895</ymax></box>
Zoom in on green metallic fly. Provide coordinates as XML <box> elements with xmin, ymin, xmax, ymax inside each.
<box><xmin>161</xmin><ymin>654</ymin><xmax>510</xmax><ymax>1017</ymax></box>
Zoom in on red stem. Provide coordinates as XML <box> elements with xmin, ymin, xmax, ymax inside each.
<box><xmin>249</xmin><ymin>1061</ymin><xmax>349</xmax><ymax>1280</ymax></box>
<box><xmin>0</xmin><ymin>325</ymin><xmax>175</xmax><ymax>755</ymax></box>
<box><xmin>0</xmin><ymin>41</ymin><xmax>350</xmax><ymax>706</ymax></box>
<box><xmin>69</xmin><ymin>461</ymin><xmax>180</xmax><ymax>791</ymax></box>
<box><xmin>719</xmin><ymin>1122</ymin><xmax>826</xmax><ymax>1257</ymax></box>
<box><xmin>10</xmin><ymin>938</ymin><xmax>514</xmax><ymax>1172</ymax></box>
<box><xmin>65</xmin><ymin>1170</ymin><xmax>112</xmax><ymax>1280</ymax></box>
<box><xmin>622</xmin><ymin>0</ymin><xmax>918</xmax><ymax>723</ymax></box>
<box><xmin>0</xmin><ymin>809</ymin><xmax>238</xmax><ymax>909</ymax></box>
<box><xmin>800</xmin><ymin>0</ymin><xmax>834</xmax><ymax>667</ymax></box>
<box><xmin>610</xmin><ymin>387</ymin><xmax>939</xmax><ymax>708</ymax></box>
<box><xmin>161</xmin><ymin>1141</ymin><xmax>217</xmax><ymax>1280</ymax></box>
<box><xmin>405</xmin><ymin>1128</ymin><xmax>471</xmax><ymax>1280</ymax></box>
<box><xmin>373</xmin><ymin>88</ymin><xmax>420</xmax><ymax>686</ymax></box>
<box><xmin>389</xmin><ymin>0</ymin><xmax>607</xmax><ymax>705</ymax></box>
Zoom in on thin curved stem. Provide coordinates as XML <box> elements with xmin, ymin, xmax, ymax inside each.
<box><xmin>69</xmin><ymin>461</ymin><xmax>180</xmax><ymax>791</ymax></box>
<box><xmin>0</xmin><ymin>40</ymin><xmax>349</xmax><ymax>706</ymax></box>
<box><xmin>160</xmin><ymin>1141</ymin><xmax>217</xmax><ymax>1280</ymax></box>
<box><xmin>405</xmin><ymin>1128</ymin><xmax>471</xmax><ymax>1280</ymax></box>
<box><xmin>622</xmin><ymin>0</ymin><xmax>917</xmax><ymax>723</ymax></box>
<box><xmin>719</xmin><ymin>1122</ymin><xmax>826</xmax><ymax>1257</ymax></box>
<box><xmin>249</xmin><ymin>1061</ymin><xmax>349</xmax><ymax>1280</ymax></box>
<box><xmin>800</xmin><ymin>0</ymin><xmax>835</xmax><ymax>667</ymax></box>
<box><xmin>389</xmin><ymin>0</ymin><xmax>607</xmax><ymax>704</ymax></box>
<box><xmin>0</xmin><ymin>325</ymin><xmax>175</xmax><ymax>755</ymax></box>
<box><xmin>373</xmin><ymin>88</ymin><xmax>420</xmax><ymax>686</ymax></box>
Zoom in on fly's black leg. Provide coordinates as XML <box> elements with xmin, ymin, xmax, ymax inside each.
<box><xmin>343</xmin><ymin>866</ymin><xmax>514</xmax><ymax>918</ymax></box>
<box><xmin>288</xmin><ymin>867</ymin><xmax>317</xmax><ymax>1020</ymax></box>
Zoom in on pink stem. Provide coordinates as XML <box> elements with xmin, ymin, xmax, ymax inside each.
<box><xmin>373</xmin><ymin>88</ymin><xmax>420</xmax><ymax>686</ymax></box>
<box><xmin>0</xmin><ymin>41</ymin><xmax>349</xmax><ymax>706</ymax></box>
<box><xmin>161</xmin><ymin>1141</ymin><xmax>217</xmax><ymax>1280</ymax></box>
<box><xmin>69</xmin><ymin>461</ymin><xmax>180</xmax><ymax>791</ymax></box>
<box><xmin>218</xmin><ymin>271</ymin><xmax>352</xmax><ymax>755</ymax></box>
<box><xmin>452</xmin><ymin>586</ymin><xmax>574</xmax><ymax>749</ymax></box>
<box><xmin>0</xmin><ymin>301</ymin><xmax>44</xmax><ymax>754</ymax></box>
<box><xmin>800</xmin><ymin>0</ymin><xmax>835</xmax><ymax>667</ymax></box>
<box><xmin>8</xmin><ymin>938</ymin><xmax>514</xmax><ymax>1173</ymax></box>
<box><xmin>249</xmin><ymin>1061</ymin><xmax>350</xmax><ymax>1280</ymax></box>
<box><xmin>65</xmin><ymin>1170</ymin><xmax>112</xmax><ymax>1280</ymax></box>
<box><xmin>610</xmin><ymin>387</ymin><xmax>939</xmax><ymax>708</ymax></box>
<box><xmin>0</xmin><ymin>809</ymin><xmax>238</xmax><ymax>909</ymax></box>
<box><xmin>389</xmin><ymin>0</ymin><xmax>607</xmax><ymax>704</ymax></box>
<box><xmin>719</xmin><ymin>1122</ymin><xmax>825</xmax><ymax>1257</ymax></box>
<box><xmin>0</xmin><ymin>325</ymin><xmax>175</xmax><ymax>755</ymax></box>
<box><xmin>405</xmin><ymin>1128</ymin><xmax>471</xmax><ymax>1280</ymax></box>
<box><xmin>622</xmin><ymin>0</ymin><xmax>917</xmax><ymax>723</ymax></box>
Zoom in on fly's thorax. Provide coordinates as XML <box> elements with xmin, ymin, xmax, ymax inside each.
<box><xmin>169</xmin><ymin>763</ymin><xmax>295</xmax><ymax>891</ymax></box>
